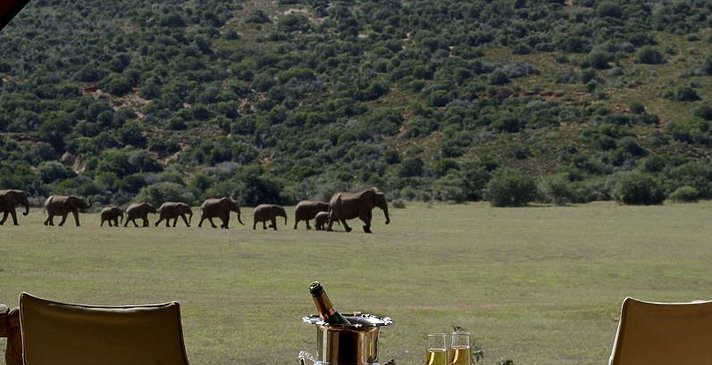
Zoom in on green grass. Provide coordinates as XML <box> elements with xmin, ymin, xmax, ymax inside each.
<box><xmin>1</xmin><ymin>202</ymin><xmax>711</xmax><ymax>364</ymax></box>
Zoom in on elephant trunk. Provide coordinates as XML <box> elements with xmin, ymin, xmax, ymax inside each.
<box><xmin>22</xmin><ymin>197</ymin><xmax>29</xmax><ymax>216</ymax></box>
<box><xmin>283</xmin><ymin>212</ymin><xmax>288</xmax><ymax>226</ymax></box>
<box><xmin>236</xmin><ymin>212</ymin><xmax>244</xmax><ymax>225</ymax></box>
<box><xmin>382</xmin><ymin>203</ymin><xmax>390</xmax><ymax>225</ymax></box>
<box><xmin>86</xmin><ymin>198</ymin><xmax>93</xmax><ymax>210</ymax></box>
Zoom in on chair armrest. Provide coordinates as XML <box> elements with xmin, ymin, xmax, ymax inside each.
<box><xmin>1</xmin><ymin>305</ymin><xmax>23</xmax><ymax>365</ymax></box>
<box><xmin>0</xmin><ymin>304</ymin><xmax>8</xmax><ymax>337</ymax></box>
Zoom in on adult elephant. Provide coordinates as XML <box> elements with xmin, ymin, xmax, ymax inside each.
<box><xmin>0</xmin><ymin>189</ymin><xmax>30</xmax><ymax>226</ymax></box>
<box><xmin>43</xmin><ymin>195</ymin><xmax>92</xmax><ymax>226</ymax></box>
<box><xmin>100</xmin><ymin>206</ymin><xmax>123</xmax><ymax>227</ymax></box>
<box><xmin>327</xmin><ymin>188</ymin><xmax>390</xmax><ymax>233</ymax></box>
<box><xmin>124</xmin><ymin>202</ymin><xmax>157</xmax><ymax>227</ymax></box>
<box><xmin>293</xmin><ymin>200</ymin><xmax>329</xmax><ymax>230</ymax></box>
<box><xmin>253</xmin><ymin>204</ymin><xmax>287</xmax><ymax>230</ymax></box>
<box><xmin>155</xmin><ymin>202</ymin><xmax>193</xmax><ymax>227</ymax></box>
<box><xmin>198</xmin><ymin>197</ymin><xmax>244</xmax><ymax>229</ymax></box>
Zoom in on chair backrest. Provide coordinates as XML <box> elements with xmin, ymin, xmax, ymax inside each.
<box><xmin>609</xmin><ymin>297</ymin><xmax>712</xmax><ymax>365</ymax></box>
<box><xmin>19</xmin><ymin>292</ymin><xmax>190</xmax><ymax>365</ymax></box>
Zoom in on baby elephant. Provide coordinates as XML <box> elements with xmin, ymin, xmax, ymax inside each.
<box><xmin>314</xmin><ymin>211</ymin><xmax>330</xmax><ymax>231</ymax></box>
<box><xmin>253</xmin><ymin>204</ymin><xmax>287</xmax><ymax>230</ymax></box>
<box><xmin>100</xmin><ymin>206</ymin><xmax>124</xmax><ymax>227</ymax></box>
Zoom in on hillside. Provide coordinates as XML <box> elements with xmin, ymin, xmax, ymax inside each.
<box><xmin>0</xmin><ymin>0</ymin><xmax>711</xmax><ymax>207</ymax></box>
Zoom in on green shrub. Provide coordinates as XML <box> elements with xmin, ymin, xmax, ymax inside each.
<box><xmin>118</xmin><ymin>121</ymin><xmax>147</xmax><ymax>147</ymax></box>
<box><xmin>587</xmin><ymin>50</ymin><xmax>612</xmax><ymax>70</ymax></box>
<box><xmin>432</xmin><ymin>172</ymin><xmax>468</xmax><ymax>203</ymax></box>
<box><xmin>612</xmin><ymin>172</ymin><xmax>665</xmax><ymax>205</ymax></box>
<box><xmin>484</xmin><ymin>169</ymin><xmax>537</xmax><ymax>207</ymax></box>
<box><xmin>637</xmin><ymin>46</ymin><xmax>665</xmax><ymax>64</ymax></box>
<box><xmin>596</xmin><ymin>1</ymin><xmax>623</xmax><ymax>18</ymax></box>
<box><xmin>38</xmin><ymin>161</ymin><xmax>76</xmax><ymax>183</ymax></box>
<box><xmin>666</xmin><ymin>86</ymin><xmax>701</xmax><ymax>102</ymax></box>
<box><xmin>488</xmin><ymin>70</ymin><xmax>510</xmax><ymax>85</ymax></box>
<box><xmin>694</xmin><ymin>106</ymin><xmax>712</xmax><ymax>121</ymax></box>
<box><xmin>668</xmin><ymin>186</ymin><xmax>699</xmax><ymax>203</ymax></box>
<box><xmin>703</xmin><ymin>54</ymin><xmax>712</xmax><ymax>75</ymax></box>
<box><xmin>629</xmin><ymin>101</ymin><xmax>645</xmax><ymax>114</ymax></box>
<box><xmin>538</xmin><ymin>174</ymin><xmax>575</xmax><ymax>205</ymax></box>
<box><xmin>135</xmin><ymin>182</ymin><xmax>197</xmax><ymax>207</ymax></box>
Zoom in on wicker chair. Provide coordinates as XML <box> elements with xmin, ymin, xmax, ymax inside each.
<box><xmin>1</xmin><ymin>292</ymin><xmax>189</xmax><ymax>365</ymax></box>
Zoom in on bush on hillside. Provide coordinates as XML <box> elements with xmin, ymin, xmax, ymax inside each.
<box><xmin>484</xmin><ymin>169</ymin><xmax>537</xmax><ymax>207</ymax></box>
<box><xmin>668</xmin><ymin>186</ymin><xmax>699</xmax><ymax>203</ymax></box>
<box><xmin>538</xmin><ymin>174</ymin><xmax>575</xmax><ymax>206</ymax></box>
<box><xmin>665</xmin><ymin>86</ymin><xmax>701</xmax><ymax>102</ymax></box>
<box><xmin>636</xmin><ymin>46</ymin><xmax>665</xmax><ymax>64</ymax></box>
<box><xmin>612</xmin><ymin>172</ymin><xmax>665</xmax><ymax>205</ymax></box>
<box><xmin>694</xmin><ymin>106</ymin><xmax>712</xmax><ymax>121</ymax></box>
<box><xmin>135</xmin><ymin>182</ymin><xmax>197</xmax><ymax>207</ymax></box>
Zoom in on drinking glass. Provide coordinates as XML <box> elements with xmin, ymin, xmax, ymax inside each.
<box><xmin>448</xmin><ymin>331</ymin><xmax>471</xmax><ymax>365</ymax></box>
<box><xmin>424</xmin><ymin>333</ymin><xmax>448</xmax><ymax>365</ymax></box>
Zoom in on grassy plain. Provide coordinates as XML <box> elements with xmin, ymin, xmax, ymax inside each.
<box><xmin>1</xmin><ymin>202</ymin><xmax>711</xmax><ymax>365</ymax></box>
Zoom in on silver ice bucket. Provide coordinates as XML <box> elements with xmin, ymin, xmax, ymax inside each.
<box><xmin>302</xmin><ymin>313</ymin><xmax>392</xmax><ymax>365</ymax></box>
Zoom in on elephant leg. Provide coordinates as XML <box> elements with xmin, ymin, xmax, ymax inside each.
<box><xmin>124</xmin><ymin>219</ymin><xmax>129</xmax><ymax>227</ymax></box>
<box><xmin>208</xmin><ymin>217</ymin><xmax>217</xmax><ymax>228</ymax></box>
<box><xmin>171</xmin><ymin>217</ymin><xmax>177</xmax><ymax>227</ymax></box>
<box><xmin>262</xmin><ymin>221</ymin><xmax>268</xmax><ymax>230</ymax></box>
<box><xmin>142</xmin><ymin>218</ymin><xmax>148</xmax><ymax>227</ymax></box>
<box><xmin>181</xmin><ymin>215</ymin><xmax>190</xmax><ymax>227</ymax></box>
<box><xmin>326</xmin><ymin>217</ymin><xmax>334</xmax><ymax>231</ymax></box>
<box><xmin>253</xmin><ymin>221</ymin><xmax>257</xmax><ymax>230</ymax></box>
<box><xmin>58</xmin><ymin>213</ymin><xmax>68</xmax><ymax>226</ymax></box>
<box><xmin>44</xmin><ymin>214</ymin><xmax>51</xmax><ymax>226</ymax></box>
<box><xmin>221</xmin><ymin>215</ymin><xmax>229</xmax><ymax>229</ymax></box>
<box><xmin>11</xmin><ymin>210</ymin><xmax>19</xmax><ymax>225</ymax></box>
<box><xmin>360</xmin><ymin>210</ymin><xmax>373</xmax><ymax>234</ymax></box>
<box><xmin>101</xmin><ymin>220</ymin><xmax>105</xmax><ymax>227</ymax></box>
<box><xmin>293</xmin><ymin>219</ymin><xmax>298</xmax><ymax>230</ymax></box>
<box><xmin>165</xmin><ymin>219</ymin><xmax>171</xmax><ymax>227</ymax></box>
<box><xmin>198</xmin><ymin>216</ymin><xmax>205</xmax><ymax>227</ymax></box>
<box><xmin>342</xmin><ymin>219</ymin><xmax>352</xmax><ymax>232</ymax></box>
<box><xmin>0</xmin><ymin>211</ymin><xmax>8</xmax><ymax>225</ymax></box>
<box><xmin>72</xmin><ymin>211</ymin><xmax>81</xmax><ymax>226</ymax></box>
<box><xmin>271</xmin><ymin>218</ymin><xmax>277</xmax><ymax>230</ymax></box>
<box><xmin>306</xmin><ymin>219</ymin><xmax>312</xmax><ymax>230</ymax></box>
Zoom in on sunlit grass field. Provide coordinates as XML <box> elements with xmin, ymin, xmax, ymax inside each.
<box><xmin>1</xmin><ymin>201</ymin><xmax>711</xmax><ymax>364</ymax></box>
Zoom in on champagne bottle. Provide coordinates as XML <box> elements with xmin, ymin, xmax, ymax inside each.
<box><xmin>309</xmin><ymin>281</ymin><xmax>351</xmax><ymax>325</ymax></box>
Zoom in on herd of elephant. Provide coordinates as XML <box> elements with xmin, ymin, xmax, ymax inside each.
<box><xmin>0</xmin><ymin>188</ymin><xmax>391</xmax><ymax>233</ymax></box>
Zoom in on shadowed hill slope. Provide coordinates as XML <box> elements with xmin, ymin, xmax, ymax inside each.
<box><xmin>0</xmin><ymin>0</ymin><xmax>710</xmax><ymax>206</ymax></box>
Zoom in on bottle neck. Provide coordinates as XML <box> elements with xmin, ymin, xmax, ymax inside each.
<box><xmin>312</xmin><ymin>292</ymin><xmax>337</xmax><ymax>319</ymax></box>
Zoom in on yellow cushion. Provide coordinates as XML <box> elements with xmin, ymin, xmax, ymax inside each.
<box><xmin>609</xmin><ymin>297</ymin><xmax>712</xmax><ymax>365</ymax></box>
<box><xmin>20</xmin><ymin>292</ymin><xmax>189</xmax><ymax>365</ymax></box>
